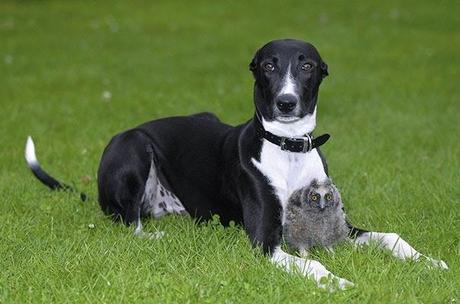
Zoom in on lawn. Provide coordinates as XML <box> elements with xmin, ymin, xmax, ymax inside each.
<box><xmin>1</xmin><ymin>0</ymin><xmax>459</xmax><ymax>303</ymax></box>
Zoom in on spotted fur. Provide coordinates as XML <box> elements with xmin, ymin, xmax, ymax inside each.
<box><xmin>141</xmin><ymin>160</ymin><xmax>188</xmax><ymax>218</ymax></box>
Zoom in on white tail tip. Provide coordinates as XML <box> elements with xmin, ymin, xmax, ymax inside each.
<box><xmin>25</xmin><ymin>136</ymin><xmax>38</xmax><ymax>166</ymax></box>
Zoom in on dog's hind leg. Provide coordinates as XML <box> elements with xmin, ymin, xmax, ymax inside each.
<box><xmin>133</xmin><ymin>210</ymin><xmax>165</xmax><ymax>240</ymax></box>
<box><xmin>98</xmin><ymin>129</ymin><xmax>185</xmax><ymax>239</ymax></box>
<box><xmin>98</xmin><ymin>129</ymin><xmax>170</xmax><ymax>240</ymax></box>
<box><xmin>134</xmin><ymin>158</ymin><xmax>166</xmax><ymax>240</ymax></box>
<box><xmin>116</xmin><ymin>174</ymin><xmax>165</xmax><ymax>240</ymax></box>
<box><xmin>354</xmin><ymin>232</ymin><xmax>448</xmax><ymax>269</ymax></box>
<box><xmin>140</xmin><ymin>146</ymin><xmax>189</xmax><ymax>219</ymax></box>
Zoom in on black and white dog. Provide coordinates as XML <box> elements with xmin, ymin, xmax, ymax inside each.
<box><xmin>25</xmin><ymin>39</ymin><xmax>447</xmax><ymax>289</ymax></box>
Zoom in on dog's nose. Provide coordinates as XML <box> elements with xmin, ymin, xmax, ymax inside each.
<box><xmin>276</xmin><ymin>95</ymin><xmax>298</xmax><ymax>113</ymax></box>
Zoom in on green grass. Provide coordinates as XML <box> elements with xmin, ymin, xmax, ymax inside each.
<box><xmin>1</xmin><ymin>0</ymin><xmax>459</xmax><ymax>303</ymax></box>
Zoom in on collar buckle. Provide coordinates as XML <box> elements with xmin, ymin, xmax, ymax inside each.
<box><xmin>279</xmin><ymin>135</ymin><xmax>312</xmax><ymax>153</ymax></box>
<box><xmin>280</xmin><ymin>137</ymin><xmax>287</xmax><ymax>151</ymax></box>
<box><xmin>302</xmin><ymin>134</ymin><xmax>313</xmax><ymax>153</ymax></box>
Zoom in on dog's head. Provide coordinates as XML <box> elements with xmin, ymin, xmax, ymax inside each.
<box><xmin>250</xmin><ymin>39</ymin><xmax>328</xmax><ymax>135</ymax></box>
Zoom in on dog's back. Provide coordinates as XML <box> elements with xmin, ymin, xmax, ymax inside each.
<box><xmin>97</xmin><ymin>113</ymin><xmax>245</xmax><ymax>225</ymax></box>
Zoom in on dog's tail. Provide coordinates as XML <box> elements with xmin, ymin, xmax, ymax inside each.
<box><xmin>25</xmin><ymin>136</ymin><xmax>87</xmax><ymax>201</ymax></box>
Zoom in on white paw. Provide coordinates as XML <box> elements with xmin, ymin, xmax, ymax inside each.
<box><xmin>336</xmin><ymin>277</ymin><xmax>355</xmax><ymax>290</ymax></box>
<box><xmin>135</xmin><ymin>230</ymin><xmax>165</xmax><ymax>240</ymax></box>
<box><xmin>147</xmin><ymin>231</ymin><xmax>166</xmax><ymax>240</ymax></box>
<box><xmin>270</xmin><ymin>247</ymin><xmax>354</xmax><ymax>291</ymax></box>
<box><xmin>424</xmin><ymin>256</ymin><xmax>448</xmax><ymax>270</ymax></box>
<box><xmin>318</xmin><ymin>274</ymin><xmax>354</xmax><ymax>291</ymax></box>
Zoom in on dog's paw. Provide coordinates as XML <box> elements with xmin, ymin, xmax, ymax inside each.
<box><xmin>135</xmin><ymin>230</ymin><xmax>166</xmax><ymax>240</ymax></box>
<box><xmin>336</xmin><ymin>277</ymin><xmax>355</xmax><ymax>290</ymax></box>
<box><xmin>318</xmin><ymin>274</ymin><xmax>354</xmax><ymax>291</ymax></box>
<box><xmin>146</xmin><ymin>231</ymin><xmax>166</xmax><ymax>240</ymax></box>
<box><xmin>424</xmin><ymin>256</ymin><xmax>448</xmax><ymax>270</ymax></box>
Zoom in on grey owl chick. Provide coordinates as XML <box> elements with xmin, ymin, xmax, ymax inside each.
<box><xmin>283</xmin><ymin>178</ymin><xmax>349</xmax><ymax>254</ymax></box>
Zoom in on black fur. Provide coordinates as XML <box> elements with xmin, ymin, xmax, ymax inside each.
<box><xmin>26</xmin><ymin>39</ymin><xmax>366</xmax><ymax>255</ymax></box>
<box><xmin>250</xmin><ymin>39</ymin><xmax>328</xmax><ymax>121</ymax></box>
<box><xmin>27</xmin><ymin>159</ymin><xmax>87</xmax><ymax>201</ymax></box>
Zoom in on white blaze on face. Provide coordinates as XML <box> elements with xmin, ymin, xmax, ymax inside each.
<box><xmin>278</xmin><ymin>63</ymin><xmax>298</xmax><ymax>99</ymax></box>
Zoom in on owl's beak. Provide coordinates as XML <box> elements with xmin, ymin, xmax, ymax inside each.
<box><xmin>319</xmin><ymin>200</ymin><xmax>326</xmax><ymax>211</ymax></box>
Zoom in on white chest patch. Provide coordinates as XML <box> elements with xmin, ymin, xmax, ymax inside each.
<box><xmin>251</xmin><ymin>141</ymin><xmax>327</xmax><ymax>224</ymax></box>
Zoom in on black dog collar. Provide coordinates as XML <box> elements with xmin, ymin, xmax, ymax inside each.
<box><xmin>254</xmin><ymin>112</ymin><xmax>330</xmax><ymax>153</ymax></box>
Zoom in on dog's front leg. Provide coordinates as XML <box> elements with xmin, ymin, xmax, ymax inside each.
<box><xmin>270</xmin><ymin>246</ymin><xmax>354</xmax><ymax>290</ymax></box>
<box><xmin>240</xmin><ymin>191</ymin><xmax>353</xmax><ymax>290</ymax></box>
<box><xmin>354</xmin><ymin>232</ymin><xmax>448</xmax><ymax>269</ymax></box>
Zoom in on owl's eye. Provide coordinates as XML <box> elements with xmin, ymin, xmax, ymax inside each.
<box><xmin>325</xmin><ymin>193</ymin><xmax>333</xmax><ymax>201</ymax></box>
<box><xmin>310</xmin><ymin>194</ymin><xmax>319</xmax><ymax>202</ymax></box>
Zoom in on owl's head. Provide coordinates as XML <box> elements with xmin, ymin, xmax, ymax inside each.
<box><xmin>297</xmin><ymin>178</ymin><xmax>341</xmax><ymax>212</ymax></box>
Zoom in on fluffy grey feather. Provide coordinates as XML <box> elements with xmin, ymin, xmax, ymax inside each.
<box><xmin>283</xmin><ymin>178</ymin><xmax>349</xmax><ymax>252</ymax></box>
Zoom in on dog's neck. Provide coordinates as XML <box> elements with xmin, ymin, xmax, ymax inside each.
<box><xmin>257</xmin><ymin>107</ymin><xmax>317</xmax><ymax>138</ymax></box>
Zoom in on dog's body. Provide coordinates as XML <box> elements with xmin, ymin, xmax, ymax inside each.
<box><xmin>25</xmin><ymin>39</ymin><xmax>447</xmax><ymax>289</ymax></box>
<box><xmin>97</xmin><ymin>111</ymin><xmax>331</xmax><ymax>251</ymax></box>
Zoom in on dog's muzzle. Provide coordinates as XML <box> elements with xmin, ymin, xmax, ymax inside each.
<box><xmin>275</xmin><ymin>94</ymin><xmax>298</xmax><ymax>114</ymax></box>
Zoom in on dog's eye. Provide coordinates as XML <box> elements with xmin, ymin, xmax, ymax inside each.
<box><xmin>301</xmin><ymin>63</ymin><xmax>313</xmax><ymax>71</ymax></box>
<box><xmin>264</xmin><ymin>63</ymin><xmax>275</xmax><ymax>72</ymax></box>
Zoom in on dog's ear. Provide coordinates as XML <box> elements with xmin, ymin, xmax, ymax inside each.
<box><xmin>320</xmin><ymin>61</ymin><xmax>329</xmax><ymax>79</ymax></box>
<box><xmin>249</xmin><ymin>56</ymin><xmax>257</xmax><ymax>73</ymax></box>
